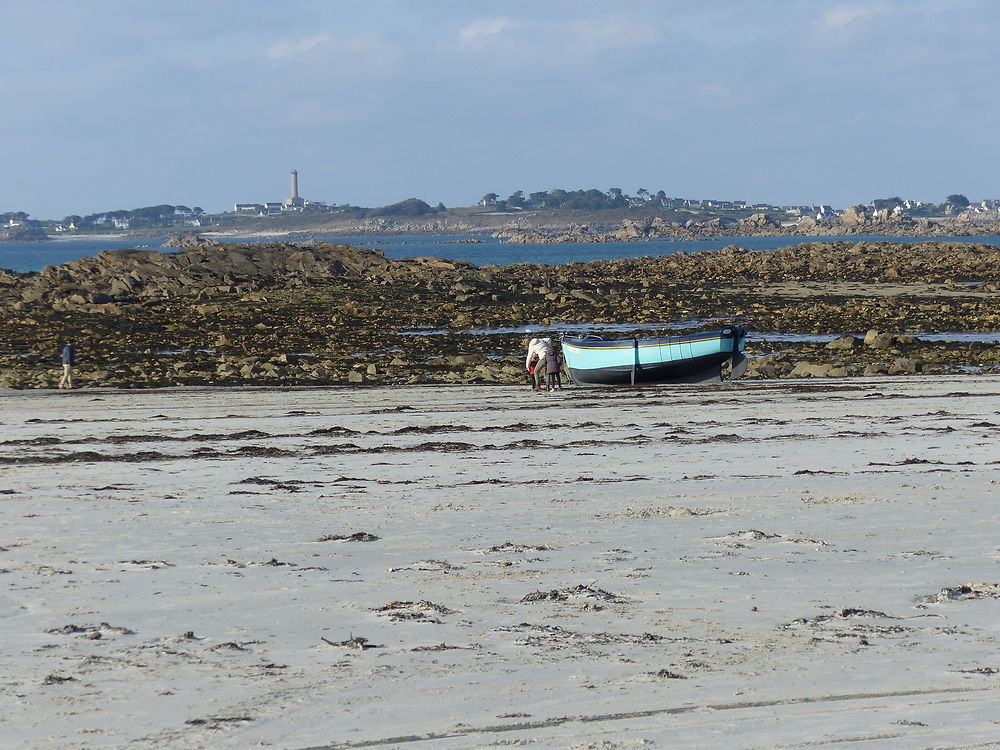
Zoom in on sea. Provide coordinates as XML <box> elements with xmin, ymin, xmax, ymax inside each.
<box><xmin>5</xmin><ymin>233</ymin><xmax>1000</xmax><ymax>273</ymax></box>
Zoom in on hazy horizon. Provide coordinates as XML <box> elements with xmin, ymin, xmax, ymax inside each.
<box><xmin>3</xmin><ymin>1</ymin><xmax>998</xmax><ymax>219</ymax></box>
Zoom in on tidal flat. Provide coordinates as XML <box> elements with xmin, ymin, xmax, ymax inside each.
<box><xmin>2</xmin><ymin>377</ymin><xmax>1000</xmax><ymax>748</ymax></box>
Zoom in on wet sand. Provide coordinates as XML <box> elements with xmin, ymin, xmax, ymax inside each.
<box><xmin>2</xmin><ymin>378</ymin><xmax>1000</xmax><ymax>748</ymax></box>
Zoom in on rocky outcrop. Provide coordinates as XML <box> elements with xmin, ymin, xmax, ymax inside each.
<box><xmin>737</xmin><ymin>213</ymin><xmax>783</xmax><ymax>232</ymax></box>
<box><xmin>1</xmin><ymin>226</ymin><xmax>49</xmax><ymax>242</ymax></box>
<box><xmin>6</xmin><ymin>241</ymin><xmax>444</xmax><ymax>307</ymax></box>
<box><xmin>496</xmin><ymin>210</ymin><xmax>1000</xmax><ymax>243</ymax></box>
<box><xmin>2</xmin><ymin>238</ymin><xmax>999</xmax><ymax>389</ymax></box>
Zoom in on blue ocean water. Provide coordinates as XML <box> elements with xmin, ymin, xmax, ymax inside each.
<box><xmin>4</xmin><ymin>233</ymin><xmax>1000</xmax><ymax>273</ymax></box>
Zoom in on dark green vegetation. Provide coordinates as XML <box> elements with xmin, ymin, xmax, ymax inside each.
<box><xmin>1</xmin><ymin>239</ymin><xmax>999</xmax><ymax>388</ymax></box>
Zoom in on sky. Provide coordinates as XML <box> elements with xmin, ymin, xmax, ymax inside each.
<box><xmin>1</xmin><ymin>0</ymin><xmax>998</xmax><ymax>219</ymax></box>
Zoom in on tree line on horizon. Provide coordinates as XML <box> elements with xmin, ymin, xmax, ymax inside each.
<box><xmin>480</xmin><ymin>188</ymin><xmax>645</xmax><ymax>212</ymax></box>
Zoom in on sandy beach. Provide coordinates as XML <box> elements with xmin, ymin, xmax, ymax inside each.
<box><xmin>3</xmin><ymin>377</ymin><xmax>1000</xmax><ymax>749</ymax></box>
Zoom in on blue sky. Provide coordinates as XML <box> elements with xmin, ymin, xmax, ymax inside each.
<box><xmin>2</xmin><ymin>0</ymin><xmax>998</xmax><ymax>218</ymax></box>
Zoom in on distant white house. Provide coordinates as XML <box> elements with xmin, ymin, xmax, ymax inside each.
<box><xmin>234</xmin><ymin>203</ymin><xmax>263</xmax><ymax>213</ymax></box>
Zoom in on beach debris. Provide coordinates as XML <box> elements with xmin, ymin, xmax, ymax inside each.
<box><xmin>260</xmin><ymin>558</ymin><xmax>295</xmax><ymax>567</ymax></box>
<box><xmin>374</xmin><ymin>600</ymin><xmax>455</xmax><ymax>623</ymax></box>
<box><xmin>209</xmin><ymin>641</ymin><xmax>253</xmax><ymax>652</ymax></box>
<box><xmin>410</xmin><ymin>642</ymin><xmax>479</xmax><ymax>652</ymax></box>
<box><xmin>923</xmin><ymin>583</ymin><xmax>1000</xmax><ymax>603</ymax></box>
<box><xmin>954</xmin><ymin>666</ymin><xmax>1000</xmax><ymax>675</ymax></box>
<box><xmin>42</xmin><ymin>673</ymin><xmax>77</xmax><ymax>685</ymax></box>
<box><xmin>801</xmin><ymin>494</ymin><xmax>892</xmax><ymax>505</ymax></box>
<box><xmin>306</xmin><ymin>426</ymin><xmax>361</xmax><ymax>436</ymax></box>
<box><xmin>162</xmin><ymin>631</ymin><xmax>201</xmax><ymax>642</ymax></box>
<box><xmin>500</xmin><ymin>623</ymin><xmax>664</xmax><ymax>652</ymax></box>
<box><xmin>708</xmin><ymin>529</ymin><xmax>828</xmax><ymax>547</ymax></box>
<box><xmin>868</xmin><ymin>457</ymin><xmax>943</xmax><ymax>466</ymax></box>
<box><xmin>317</xmin><ymin>532</ymin><xmax>379</xmax><ymax>542</ymax></box>
<box><xmin>709</xmin><ymin>529</ymin><xmax>780</xmax><ymax>547</ymax></box>
<box><xmin>880</xmin><ymin>549</ymin><xmax>950</xmax><ymax>560</ymax></box>
<box><xmin>520</xmin><ymin>584</ymin><xmax>625</xmax><ymax>604</ymax></box>
<box><xmin>184</xmin><ymin>716</ymin><xmax>253</xmax><ymax>728</ymax></box>
<box><xmin>648</xmin><ymin>669</ymin><xmax>686</xmax><ymax>679</ymax></box>
<box><xmin>235</xmin><ymin>475</ymin><xmax>322</xmax><ymax>491</ymax></box>
<box><xmin>117</xmin><ymin>559</ymin><xmax>173</xmax><ymax>569</ymax></box>
<box><xmin>322</xmin><ymin>635</ymin><xmax>380</xmax><ymax>650</ymax></box>
<box><xmin>732</xmin><ymin>529</ymin><xmax>779</xmax><ymax>540</ymax></box>
<box><xmin>388</xmin><ymin>559</ymin><xmax>460</xmax><ymax>572</ymax></box>
<box><xmin>599</xmin><ymin>505</ymin><xmax>724</xmax><ymax>520</ymax></box>
<box><xmin>477</xmin><ymin>541</ymin><xmax>554</xmax><ymax>554</ymax></box>
<box><xmin>46</xmin><ymin>622</ymin><xmax>135</xmax><ymax>639</ymax></box>
<box><xmin>779</xmin><ymin>608</ymin><xmax>911</xmax><ymax>641</ymax></box>
<box><xmin>35</xmin><ymin>565</ymin><xmax>73</xmax><ymax>575</ymax></box>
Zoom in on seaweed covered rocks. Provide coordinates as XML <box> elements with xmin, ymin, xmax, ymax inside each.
<box><xmin>0</xmin><ymin>239</ymin><xmax>998</xmax><ymax>388</ymax></box>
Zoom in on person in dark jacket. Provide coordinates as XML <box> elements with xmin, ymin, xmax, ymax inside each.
<box><xmin>544</xmin><ymin>346</ymin><xmax>563</xmax><ymax>392</ymax></box>
<box><xmin>59</xmin><ymin>339</ymin><xmax>75</xmax><ymax>389</ymax></box>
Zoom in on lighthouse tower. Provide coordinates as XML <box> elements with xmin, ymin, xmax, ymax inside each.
<box><xmin>285</xmin><ymin>169</ymin><xmax>305</xmax><ymax>208</ymax></box>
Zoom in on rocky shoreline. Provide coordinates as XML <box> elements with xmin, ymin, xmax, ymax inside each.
<box><xmin>1</xmin><ymin>237</ymin><xmax>999</xmax><ymax>389</ymax></box>
<box><xmin>495</xmin><ymin>207</ymin><xmax>1000</xmax><ymax>243</ymax></box>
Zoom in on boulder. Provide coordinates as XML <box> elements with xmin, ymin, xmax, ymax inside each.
<box><xmin>840</xmin><ymin>205</ymin><xmax>868</xmax><ymax>226</ymax></box>
<box><xmin>826</xmin><ymin>335</ymin><xmax>860</xmax><ymax>350</ymax></box>
<box><xmin>451</xmin><ymin>354</ymin><xmax>489</xmax><ymax>366</ymax></box>
<box><xmin>738</xmin><ymin>213</ymin><xmax>782</xmax><ymax>231</ymax></box>
<box><xmin>864</xmin><ymin>330</ymin><xmax>895</xmax><ymax>349</ymax></box>
<box><xmin>890</xmin><ymin>357</ymin><xmax>921</xmax><ymax>374</ymax></box>
<box><xmin>789</xmin><ymin>361</ymin><xmax>814</xmax><ymax>377</ymax></box>
<box><xmin>804</xmin><ymin>364</ymin><xmax>835</xmax><ymax>378</ymax></box>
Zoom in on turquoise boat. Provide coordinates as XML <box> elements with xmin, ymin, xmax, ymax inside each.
<box><xmin>561</xmin><ymin>325</ymin><xmax>748</xmax><ymax>385</ymax></box>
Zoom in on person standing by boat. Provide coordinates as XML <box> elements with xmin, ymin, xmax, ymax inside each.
<box><xmin>59</xmin><ymin>339</ymin><xmax>76</xmax><ymax>389</ymax></box>
<box><xmin>525</xmin><ymin>335</ymin><xmax>552</xmax><ymax>392</ymax></box>
<box><xmin>544</xmin><ymin>345</ymin><xmax>563</xmax><ymax>391</ymax></box>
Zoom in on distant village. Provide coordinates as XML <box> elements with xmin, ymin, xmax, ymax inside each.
<box><xmin>4</xmin><ymin>169</ymin><xmax>1000</xmax><ymax>235</ymax></box>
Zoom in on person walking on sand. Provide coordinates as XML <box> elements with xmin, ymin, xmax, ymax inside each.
<box><xmin>525</xmin><ymin>335</ymin><xmax>552</xmax><ymax>392</ymax></box>
<box><xmin>544</xmin><ymin>345</ymin><xmax>564</xmax><ymax>392</ymax></box>
<box><xmin>59</xmin><ymin>339</ymin><xmax>75</xmax><ymax>389</ymax></box>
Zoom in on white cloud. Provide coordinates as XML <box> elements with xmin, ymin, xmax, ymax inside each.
<box><xmin>458</xmin><ymin>17</ymin><xmax>512</xmax><ymax>47</ymax></box>
<box><xmin>454</xmin><ymin>14</ymin><xmax>658</xmax><ymax>71</ymax></box>
<box><xmin>819</xmin><ymin>2</ymin><xmax>893</xmax><ymax>30</ymax></box>
<box><xmin>266</xmin><ymin>32</ymin><xmax>332</xmax><ymax>59</ymax></box>
<box><xmin>263</xmin><ymin>31</ymin><xmax>400</xmax><ymax>79</ymax></box>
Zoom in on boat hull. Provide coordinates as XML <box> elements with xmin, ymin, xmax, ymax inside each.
<box><xmin>562</xmin><ymin>326</ymin><xmax>747</xmax><ymax>386</ymax></box>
